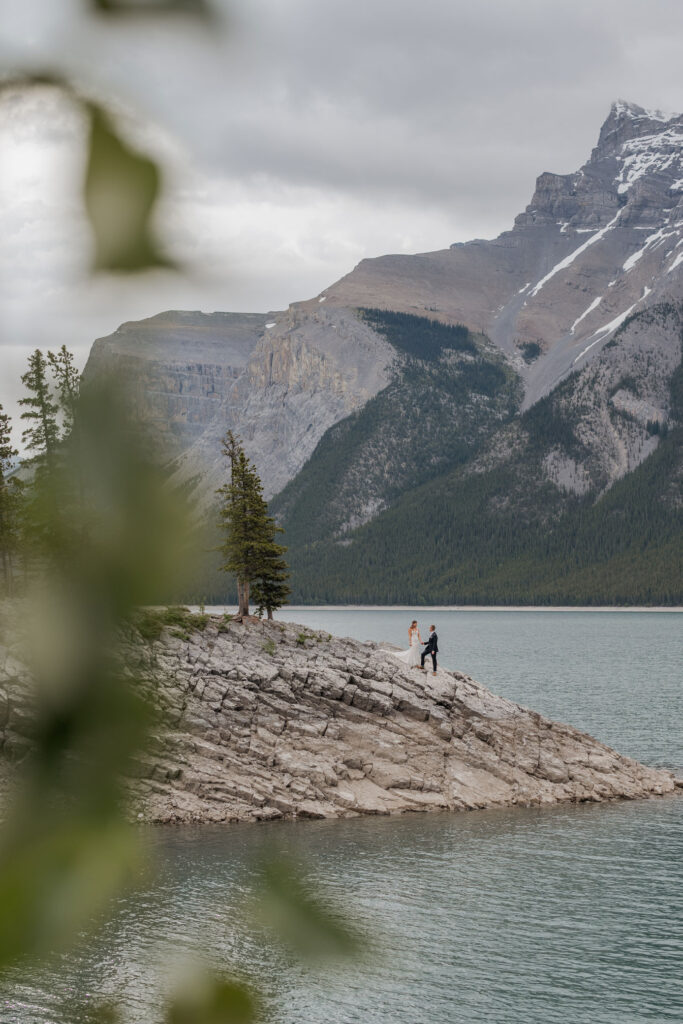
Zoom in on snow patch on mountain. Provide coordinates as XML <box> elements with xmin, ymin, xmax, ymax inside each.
<box><xmin>667</xmin><ymin>250</ymin><xmax>683</xmax><ymax>274</ymax></box>
<box><xmin>529</xmin><ymin>213</ymin><xmax>621</xmax><ymax>298</ymax></box>
<box><xmin>623</xmin><ymin>227</ymin><xmax>680</xmax><ymax>272</ymax></box>
<box><xmin>570</xmin><ymin>296</ymin><xmax>602</xmax><ymax>334</ymax></box>
<box><xmin>616</xmin><ymin>127</ymin><xmax>683</xmax><ymax>195</ymax></box>
<box><xmin>573</xmin><ymin>288</ymin><xmax>652</xmax><ymax>364</ymax></box>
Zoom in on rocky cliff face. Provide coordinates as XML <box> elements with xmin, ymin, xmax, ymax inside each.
<box><xmin>1</xmin><ymin>618</ymin><xmax>671</xmax><ymax>823</ymax></box>
<box><xmin>84</xmin><ymin>310</ymin><xmax>268</xmax><ymax>460</ymax></box>
<box><xmin>538</xmin><ymin>303</ymin><xmax>682</xmax><ymax>494</ymax></box>
<box><xmin>84</xmin><ymin>307</ymin><xmax>394</xmax><ymax>503</ymax></box>
<box><xmin>170</xmin><ymin>306</ymin><xmax>395</xmax><ymax>506</ymax></box>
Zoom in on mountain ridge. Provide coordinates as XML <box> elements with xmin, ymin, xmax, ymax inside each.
<box><xmin>81</xmin><ymin>102</ymin><xmax>683</xmax><ymax>603</ymax></box>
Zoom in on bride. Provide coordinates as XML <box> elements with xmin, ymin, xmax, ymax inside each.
<box><xmin>390</xmin><ymin>620</ymin><xmax>423</xmax><ymax>668</ymax></box>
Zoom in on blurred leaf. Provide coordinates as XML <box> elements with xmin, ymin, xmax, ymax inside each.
<box><xmin>0</xmin><ymin>376</ymin><xmax>191</xmax><ymax>975</ymax></box>
<box><xmin>252</xmin><ymin>859</ymin><xmax>363</xmax><ymax>963</ymax></box>
<box><xmin>56</xmin><ymin>378</ymin><xmax>198</xmax><ymax>609</ymax></box>
<box><xmin>166</xmin><ymin>972</ymin><xmax>257</xmax><ymax>1024</ymax></box>
<box><xmin>90</xmin><ymin>0</ymin><xmax>214</xmax><ymax>18</ymax></box>
<box><xmin>0</xmin><ymin>816</ymin><xmax>144</xmax><ymax>969</ymax></box>
<box><xmin>84</xmin><ymin>104</ymin><xmax>174</xmax><ymax>273</ymax></box>
<box><xmin>0</xmin><ymin>72</ymin><xmax>65</xmax><ymax>93</ymax></box>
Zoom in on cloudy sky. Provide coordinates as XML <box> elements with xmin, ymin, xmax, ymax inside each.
<box><xmin>1</xmin><ymin>0</ymin><xmax>682</xmax><ymax>437</ymax></box>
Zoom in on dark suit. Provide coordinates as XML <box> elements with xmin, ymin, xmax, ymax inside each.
<box><xmin>421</xmin><ymin>631</ymin><xmax>438</xmax><ymax>672</ymax></box>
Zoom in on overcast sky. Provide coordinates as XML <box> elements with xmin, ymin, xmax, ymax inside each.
<box><xmin>1</xmin><ymin>0</ymin><xmax>682</xmax><ymax>438</ymax></box>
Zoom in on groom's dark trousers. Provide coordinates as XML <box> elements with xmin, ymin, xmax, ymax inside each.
<box><xmin>421</xmin><ymin>632</ymin><xmax>438</xmax><ymax>672</ymax></box>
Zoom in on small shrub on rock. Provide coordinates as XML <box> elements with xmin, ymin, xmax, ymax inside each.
<box><xmin>134</xmin><ymin>606</ymin><xmax>210</xmax><ymax>642</ymax></box>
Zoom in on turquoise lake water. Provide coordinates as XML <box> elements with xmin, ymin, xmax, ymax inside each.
<box><xmin>3</xmin><ymin>610</ymin><xmax>682</xmax><ymax>1023</ymax></box>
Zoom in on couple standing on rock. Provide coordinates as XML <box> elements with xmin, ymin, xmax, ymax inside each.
<box><xmin>391</xmin><ymin>620</ymin><xmax>438</xmax><ymax>674</ymax></box>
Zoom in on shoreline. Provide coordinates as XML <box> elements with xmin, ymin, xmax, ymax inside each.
<box><xmin>190</xmin><ymin>605</ymin><xmax>683</xmax><ymax>614</ymax></box>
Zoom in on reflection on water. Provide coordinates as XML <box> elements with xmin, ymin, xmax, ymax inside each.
<box><xmin>4</xmin><ymin>802</ymin><xmax>682</xmax><ymax>1024</ymax></box>
<box><xmin>2</xmin><ymin>611</ymin><xmax>681</xmax><ymax>1023</ymax></box>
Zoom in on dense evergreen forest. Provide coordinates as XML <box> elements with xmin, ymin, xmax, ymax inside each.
<box><xmin>283</xmin><ymin>422</ymin><xmax>682</xmax><ymax>604</ymax></box>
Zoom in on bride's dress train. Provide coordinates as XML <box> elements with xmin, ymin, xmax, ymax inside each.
<box><xmin>386</xmin><ymin>631</ymin><xmax>422</xmax><ymax>667</ymax></box>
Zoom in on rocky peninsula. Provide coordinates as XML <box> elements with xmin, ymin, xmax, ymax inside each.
<box><xmin>121</xmin><ymin>617</ymin><xmax>678</xmax><ymax>821</ymax></box>
<box><xmin>1</xmin><ymin>615</ymin><xmax>678</xmax><ymax>823</ymax></box>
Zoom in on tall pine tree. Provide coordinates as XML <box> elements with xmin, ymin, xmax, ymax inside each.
<box><xmin>19</xmin><ymin>349</ymin><xmax>59</xmax><ymax>465</ymax></box>
<box><xmin>47</xmin><ymin>344</ymin><xmax>80</xmax><ymax>439</ymax></box>
<box><xmin>217</xmin><ymin>431</ymin><xmax>290</xmax><ymax>619</ymax></box>
<box><xmin>0</xmin><ymin>406</ymin><xmax>22</xmax><ymax>594</ymax></box>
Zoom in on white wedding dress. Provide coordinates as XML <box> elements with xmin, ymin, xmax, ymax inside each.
<box><xmin>391</xmin><ymin>629</ymin><xmax>422</xmax><ymax>667</ymax></box>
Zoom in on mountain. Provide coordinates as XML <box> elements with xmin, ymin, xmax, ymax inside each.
<box><xmin>308</xmin><ymin>101</ymin><xmax>682</xmax><ymax>409</ymax></box>
<box><xmin>82</xmin><ymin>102</ymin><xmax>683</xmax><ymax>603</ymax></box>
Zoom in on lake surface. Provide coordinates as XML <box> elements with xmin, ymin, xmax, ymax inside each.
<box><xmin>3</xmin><ymin>610</ymin><xmax>682</xmax><ymax>1024</ymax></box>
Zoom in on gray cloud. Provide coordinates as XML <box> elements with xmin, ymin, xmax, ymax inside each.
<box><xmin>1</xmin><ymin>0</ymin><xmax>682</xmax><ymax>440</ymax></box>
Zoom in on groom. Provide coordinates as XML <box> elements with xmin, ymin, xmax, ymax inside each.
<box><xmin>421</xmin><ymin>625</ymin><xmax>438</xmax><ymax>675</ymax></box>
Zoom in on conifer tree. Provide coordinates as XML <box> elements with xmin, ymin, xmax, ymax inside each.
<box><xmin>0</xmin><ymin>406</ymin><xmax>22</xmax><ymax>593</ymax></box>
<box><xmin>217</xmin><ymin>431</ymin><xmax>290</xmax><ymax>619</ymax></box>
<box><xmin>47</xmin><ymin>344</ymin><xmax>80</xmax><ymax>438</ymax></box>
<box><xmin>19</xmin><ymin>349</ymin><xmax>59</xmax><ymax>465</ymax></box>
<box><xmin>251</xmin><ymin>521</ymin><xmax>291</xmax><ymax>620</ymax></box>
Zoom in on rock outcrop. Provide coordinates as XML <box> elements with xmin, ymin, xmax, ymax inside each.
<box><xmin>3</xmin><ymin>618</ymin><xmax>667</xmax><ymax>824</ymax></box>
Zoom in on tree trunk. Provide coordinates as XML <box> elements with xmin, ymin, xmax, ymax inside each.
<box><xmin>237</xmin><ymin>578</ymin><xmax>250</xmax><ymax>618</ymax></box>
<box><xmin>267</xmin><ymin>609</ymin><xmax>273</xmax><ymax>620</ymax></box>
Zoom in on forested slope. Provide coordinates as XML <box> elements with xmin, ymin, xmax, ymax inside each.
<box><xmin>271</xmin><ymin>311</ymin><xmax>521</xmax><ymax>545</ymax></box>
<box><xmin>276</xmin><ymin>305</ymin><xmax>683</xmax><ymax>605</ymax></box>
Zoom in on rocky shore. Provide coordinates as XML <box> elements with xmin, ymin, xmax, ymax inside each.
<box><xmin>1</xmin><ymin>617</ymin><xmax>679</xmax><ymax>822</ymax></box>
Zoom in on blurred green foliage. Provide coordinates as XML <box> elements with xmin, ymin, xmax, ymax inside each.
<box><xmin>1</xmin><ymin>373</ymin><xmax>365</xmax><ymax>1017</ymax></box>
<box><xmin>0</xmin><ymin>76</ymin><xmax>173</xmax><ymax>275</ymax></box>
<box><xmin>2</xmin><ymin>5</ymin><xmax>367</xmax><ymax>1018</ymax></box>
<box><xmin>0</xmin><ymin>379</ymin><xmax>187</xmax><ymax>972</ymax></box>
<box><xmin>165</xmin><ymin>971</ymin><xmax>258</xmax><ymax>1024</ymax></box>
<box><xmin>252</xmin><ymin>859</ymin><xmax>363</xmax><ymax>964</ymax></box>
<box><xmin>85</xmin><ymin>103</ymin><xmax>174</xmax><ymax>273</ymax></box>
